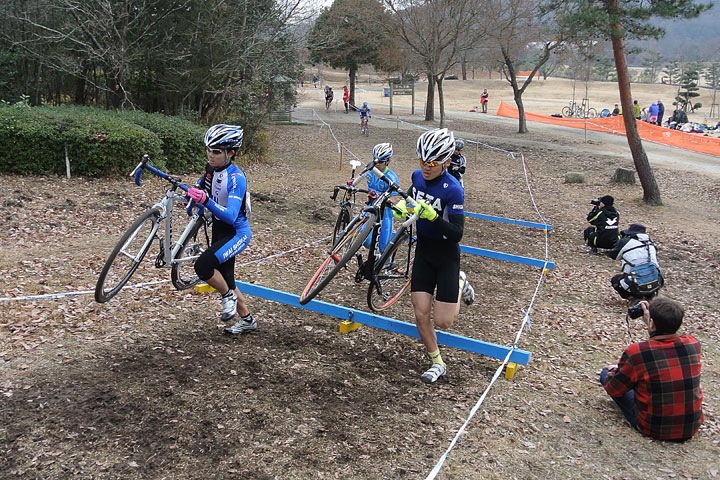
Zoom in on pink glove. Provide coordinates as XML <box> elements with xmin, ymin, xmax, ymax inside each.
<box><xmin>187</xmin><ymin>187</ymin><xmax>208</xmax><ymax>204</ymax></box>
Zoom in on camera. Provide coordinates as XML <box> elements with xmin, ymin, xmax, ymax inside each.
<box><xmin>627</xmin><ymin>303</ymin><xmax>644</xmax><ymax>319</ymax></box>
<box><xmin>590</xmin><ymin>198</ymin><xmax>600</xmax><ymax>206</ymax></box>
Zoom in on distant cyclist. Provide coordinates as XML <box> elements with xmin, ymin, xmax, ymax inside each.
<box><xmin>359</xmin><ymin>101</ymin><xmax>372</xmax><ymax>127</ymax></box>
<box><xmin>447</xmin><ymin>139</ymin><xmax>467</xmax><ymax>187</ymax></box>
<box><xmin>186</xmin><ymin>124</ymin><xmax>256</xmax><ymax>336</ymax></box>
<box><xmin>324</xmin><ymin>85</ymin><xmax>334</xmax><ymax>111</ymax></box>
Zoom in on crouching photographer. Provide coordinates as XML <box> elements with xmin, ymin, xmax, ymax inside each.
<box><xmin>599</xmin><ymin>297</ymin><xmax>704</xmax><ymax>442</ymax></box>
<box><xmin>607</xmin><ymin>223</ymin><xmax>663</xmax><ymax>300</ymax></box>
<box><xmin>583</xmin><ymin>195</ymin><xmax>620</xmax><ymax>254</ymax></box>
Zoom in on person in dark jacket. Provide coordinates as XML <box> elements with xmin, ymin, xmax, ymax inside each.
<box><xmin>583</xmin><ymin>195</ymin><xmax>620</xmax><ymax>253</ymax></box>
<box><xmin>656</xmin><ymin>100</ymin><xmax>665</xmax><ymax>126</ymax></box>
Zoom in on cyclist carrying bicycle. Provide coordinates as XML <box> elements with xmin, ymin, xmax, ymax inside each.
<box><xmin>359</xmin><ymin>101</ymin><xmax>371</xmax><ymax>126</ymax></box>
<box><xmin>358</xmin><ymin>143</ymin><xmax>400</xmax><ymax>255</ymax></box>
<box><xmin>186</xmin><ymin>124</ymin><xmax>256</xmax><ymax>336</ymax></box>
<box><xmin>393</xmin><ymin>128</ymin><xmax>475</xmax><ymax>384</ymax></box>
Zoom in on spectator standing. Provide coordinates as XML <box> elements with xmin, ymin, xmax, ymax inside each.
<box><xmin>312</xmin><ymin>74</ymin><xmax>319</xmax><ymax>88</ymax></box>
<box><xmin>633</xmin><ymin>100</ymin><xmax>641</xmax><ymax>119</ymax></box>
<box><xmin>656</xmin><ymin>100</ymin><xmax>665</xmax><ymax>126</ymax></box>
<box><xmin>342</xmin><ymin>85</ymin><xmax>350</xmax><ymax>113</ymax></box>
<box><xmin>647</xmin><ymin>102</ymin><xmax>659</xmax><ymax>124</ymax></box>
<box><xmin>599</xmin><ymin>296</ymin><xmax>703</xmax><ymax>442</ymax></box>
<box><xmin>480</xmin><ymin>89</ymin><xmax>489</xmax><ymax>113</ymax></box>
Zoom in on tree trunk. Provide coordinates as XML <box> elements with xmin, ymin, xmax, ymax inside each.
<box><xmin>437</xmin><ymin>76</ymin><xmax>445</xmax><ymax>128</ymax></box>
<box><xmin>424</xmin><ymin>71</ymin><xmax>435</xmax><ymax>121</ymax></box>
<box><xmin>515</xmin><ymin>92</ymin><xmax>528</xmax><ymax>133</ymax></box>
<box><xmin>609</xmin><ymin>0</ymin><xmax>662</xmax><ymax>205</ymax></box>
<box><xmin>349</xmin><ymin>68</ymin><xmax>357</xmax><ymax>106</ymax></box>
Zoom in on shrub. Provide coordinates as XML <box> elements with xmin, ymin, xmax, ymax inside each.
<box><xmin>116</xmin><ymin>111</ymin><xmax>206</xmax><ymax>173</ymax></box>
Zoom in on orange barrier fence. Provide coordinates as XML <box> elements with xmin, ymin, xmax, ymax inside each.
<box><xmin>495</xmin><ymin>101</ymin><xmax>720</xmax><ymax>157</ymax></box>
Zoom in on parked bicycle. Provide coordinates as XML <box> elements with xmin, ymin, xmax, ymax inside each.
<box><xmin>562</xmin><ymin>99</ymin><xmax>597</xmax><ymax>119</ymax></box>
<box><xmin>299</xmin><ymin>165</ymin><xmax>420</xmax><ymax>312</ymax></box>
<box><xmin>95</xmin><ymin>155</ymin><xmax>211</xmax><ymax>303</ymax></box>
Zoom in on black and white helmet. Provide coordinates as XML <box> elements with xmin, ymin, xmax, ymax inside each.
<box><xmin>204</xmin><ymin>124</ymin><xmax>244</xmax><ymax>150</ymax></box>
<box><xmin>417</xmin><ymin>128</ymin><xmax>455</xmax><ymax>164</ymax></box>
<box><xmin>455</xmin><ymin>139</ymin><xmax>465</xmax><ymax>150</ymax></box>
<box><xmin>372</xmin><ymin>143</ymin><xmax>393</xmax><ymax>163</ymax></box>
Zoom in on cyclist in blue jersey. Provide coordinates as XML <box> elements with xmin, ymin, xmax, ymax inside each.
<box><xmin>186</xmin><ymin>124</ymin><xmax>256</xmax><ymax>336</ymax></box>
<box><xmin>359</xmin><ymin>142</ymin><xmax>400</xmax><ymax>252</ymax></box>
<box><xmin>393</xmin><ymin>128</ymin><xmax>475</xmax><ymax>384</ymax></box>
<box><xmin>359</xmin><ymin>101</ymin><xmax>371</xmax><ymax>126</ymax></box>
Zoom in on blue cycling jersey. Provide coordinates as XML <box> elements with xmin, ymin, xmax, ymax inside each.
<box><xmin>359</xmin><ymin>106</ymin><xmax>371</xmax><ymax>118</ymax></box>
<box><xmin>408</xmin><ymin>169</ymin><xmax>464</xmax><ymax>240</ymax></box>
<box><xmin>199</xmin><ymin>163</ymin><xmax>251</xmax><ymax>231</ymax></box>
<box><xmin>362</xmin><ymin>166</ymin><xmax>398</xmax><ymax>253</ymax></box>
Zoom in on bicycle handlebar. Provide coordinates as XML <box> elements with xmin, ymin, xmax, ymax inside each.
<box><xmin>332</xmin><ymin>184</ymin><xmax>370</xmax><ymax>201</ymax></box>
<box><xmin>369</xmin><ymin>166</ymin><xmax>423</xmax><ymax>224</ymax></box>
<box><xmin>130</xmin><ymin>154</ymin><xmax>189</xmax><ymax>192</ymax></box>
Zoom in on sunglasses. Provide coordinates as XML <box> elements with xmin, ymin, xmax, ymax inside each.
<box><xmin>419</xmin><ymin>158</ymin><xmax>446</xmax><ymax>168</ymax></box>
<box><xmin>206</xmin><ymin>147</ymin><xmax>226</xmax><ymax>155</ymax></box>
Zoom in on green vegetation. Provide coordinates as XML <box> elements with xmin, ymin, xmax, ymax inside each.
<box><xmin>0</xmin><ymin>106</ymin><xmax>207</xmax><ymax>177</ymax></box>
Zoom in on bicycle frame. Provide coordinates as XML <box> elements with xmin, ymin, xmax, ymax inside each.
<box><xmin>95</xmin><ymin>155</ymin><xmax>211</xmax><ymax>303</ymax></box>
<box><xmin>131</xmin><ymin>157</ymin><xmax>207</xmax><ymax>268</ymax></box>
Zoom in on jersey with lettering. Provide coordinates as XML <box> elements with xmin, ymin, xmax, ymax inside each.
<box><xmin>199</xmin><ymin>162</ymin><xmax>251</xmax><ymax>231</ymax></box>
<box><xmin>408</xmin><ymin>169</ymin><xmax>464</xmax><ymax>240</ymax></box>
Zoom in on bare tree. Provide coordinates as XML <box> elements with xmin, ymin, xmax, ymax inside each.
<box><xmin>480</xmin><ymin>0</ymin><xmax>564</xmax><ymax>133</ymax></box>
<box><xmin>383</xmin><ymin>0</ymin><xmax>478</xmax><ymax>125</ymax></box>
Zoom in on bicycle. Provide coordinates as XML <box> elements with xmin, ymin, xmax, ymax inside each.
<box><xmin>95</xmin><ymin>154</ymin><xmax>212</xmax><ymax>303</ymax></box>
<box><xmin>331</xmin><ymin>159</ymin><xmax>368</xmax><ymax>245</ymax></box>
<box><xmin>299</xmin><ymin>166</ymin><xmax>420</xmax><ymax>312</ymax></box>
<box><xmin>360</xmin><ymin>116</ymin><xmax>369</xmax><ymax>136</ymax></box>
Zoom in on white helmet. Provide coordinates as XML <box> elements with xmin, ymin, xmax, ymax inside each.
<box><xmin>204</xmin><ymin>124</ymin><xmax>243</xmax><ymax>150</ymax></box>
<box><xmin>416</xmin><ymin>128</ymin><xmax>455</xmax><ymax>164</ymax></box>
<box><xmin>372</xmin><ymin>143</ymin><xmax>393</xmax><ymax>163</ymax></box>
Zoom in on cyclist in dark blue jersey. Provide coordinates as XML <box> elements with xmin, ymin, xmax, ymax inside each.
<box><xmin>394</xmin><ymin>128</ymin><xmax>475</xmax><ymax>384</ymax></box>
<box><xmin>187</xmin><ymin>124</ymin><xmax>256</xmax><ymax>336</ymax></box>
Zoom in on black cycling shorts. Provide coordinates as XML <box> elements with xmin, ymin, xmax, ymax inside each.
<box><xmin>410</xmin><ymin>237</ymin><xmax>461</xmax><ymax>303</ymax></box>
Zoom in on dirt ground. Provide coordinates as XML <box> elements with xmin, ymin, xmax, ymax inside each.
<box><xmin>1</xmin><ymin>76</ymin><xmax>719</xmax><ymax>479</ymax></box>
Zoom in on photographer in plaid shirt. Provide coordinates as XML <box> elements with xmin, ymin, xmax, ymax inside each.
<box><xmin>600</xmin><ymin>297</ymin><xmax>704</xmax><ymax>442</ymax></box>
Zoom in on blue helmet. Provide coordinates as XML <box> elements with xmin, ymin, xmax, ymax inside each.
<box><xmin>372</xmin><ymin>143</ymin><xmax>393</xmax><ymax>163</ymax></box>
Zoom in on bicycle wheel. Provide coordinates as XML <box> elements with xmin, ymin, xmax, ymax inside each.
<box><xmin>95</xmin><ymin>207</ymin><xmax>161</xmax><ymax>303</ymax></box>
<box><xmin>171</xmin><ymin>215</ymin><xmax>212</xmax><ymax>290</ymax></box>
<box><xmin>332</xmin><ymin>206</ymin><xmax>351</xmax><ymax>246</ymax></box>
<box><xmin>561</xmin><ymin>106</ymin><xmax>571</xmax><ymax>117</ymax></box>
<box><xmin>367</xmin><ymin>226</ymin><xmax>415</xmax><ymax>312</ymax></box>
<box><xmin>299</xmin><ymin>213</ymin><xmax>375</xmax><ymax>305</ymax></box>
<box><xmin>586</xmin><ymin>108</ymin><xmax>597</xmax><ymax>119</ymax></box>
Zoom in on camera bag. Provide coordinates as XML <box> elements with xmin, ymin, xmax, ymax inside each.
<box><xmin>625</xmin><ymin>262</ymin><xmax>662</xmax><ymax>296</ymax></box>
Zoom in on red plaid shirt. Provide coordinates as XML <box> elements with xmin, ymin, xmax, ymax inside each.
<box><xmin>604</xmin><ymin>334</ymin><xmax>703</xmax><ymax>441</ymax></box>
